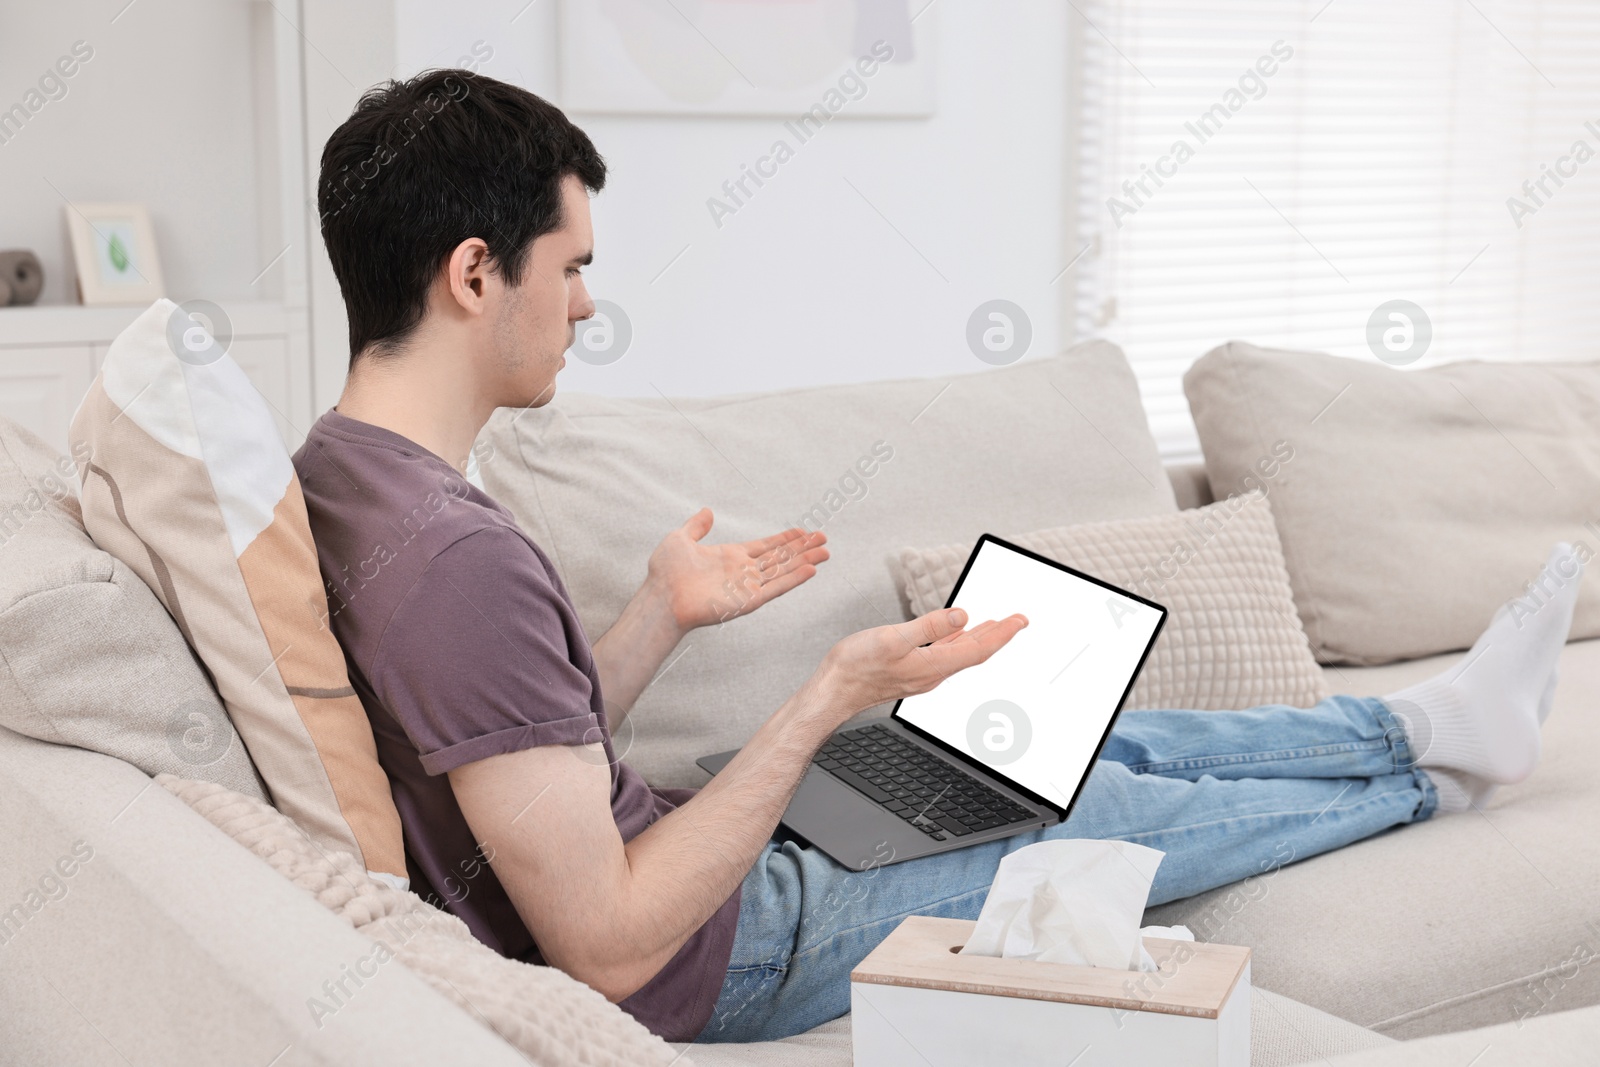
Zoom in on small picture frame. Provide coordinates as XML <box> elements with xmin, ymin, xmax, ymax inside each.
<box><xmin>63</xmin><ymin>202</ymin><xmax>164</xmax><ymax>306</ymax></box>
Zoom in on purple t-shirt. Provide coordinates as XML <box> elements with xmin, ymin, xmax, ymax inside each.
<box><xmin>292</xmin><ymin>409</ymin><xmax>739</xmax><ymax>1041</ymax></box>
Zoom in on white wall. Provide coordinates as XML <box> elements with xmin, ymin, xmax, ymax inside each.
<box><xmin>0</xmin><ymin>0</ymin><xmax>266</xmax><ymax>305</ymax></box>
<box><xmin>392</xmin><ymin>0</ymin><xmax>1072</xmax><ymax>398</ymax></box>
<box><xmin>301</xmin><ymin>0</ymin><xmax>399</xmax><ymax>414</ymax></box>
<box><xmin>0</xmin><ymin>1</ymin><xmax>1076</xmax><ymax>410</ymax></box>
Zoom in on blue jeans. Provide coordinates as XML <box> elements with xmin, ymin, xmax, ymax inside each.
<box><xmin>695</xmin><ymin>695</ymin><xmax>1438</xmax><ymax>1043</ymax></box>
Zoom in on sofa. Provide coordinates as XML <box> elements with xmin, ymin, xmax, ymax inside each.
<box><xmin>4</xmin><ymin>336</ymin><xmax>1599</xmax><ymax>1064</ymax></box>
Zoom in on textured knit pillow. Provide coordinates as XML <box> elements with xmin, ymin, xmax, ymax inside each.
<box><xmin>70</xmin><ymin>300</ymin><xmax>406</xmax><ymax>883</ymax></box>
<box><xmin>157</xmin><ymin>775</ymin><xmax>685</xmax><ymax>1067</ymax></box>
<box><xmin>891</xmin><ymin>491</ymin><xmax>1330</xmax><ymax>711</ymax></box>
<box><xmin>0</xmin><ymin>417</ymin><xmax>265</xmax><ymax>798</ymax></box>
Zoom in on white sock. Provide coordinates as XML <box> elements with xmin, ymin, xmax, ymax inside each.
<box><xmin>1382</xmin><ymin>543</ymin><xmax>1581</xmax><ymax>798</ymax></box>
<box><xmin>1426</xmin><ymin>668</ymin><xmax>1558</xmax><ymax>814</ymax></box>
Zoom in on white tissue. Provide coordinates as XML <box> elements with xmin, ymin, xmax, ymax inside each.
<box><xmin>960</xmin><ymin>839</ymin><xmax>1177</xmax><ymax>972</ymax></box>
<box><xmin>1139</xmin><ymin>924</ymin><xmax>1195</xmax><ymax>942</ymax></box>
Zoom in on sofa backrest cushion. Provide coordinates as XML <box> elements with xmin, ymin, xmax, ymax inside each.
<box><xmin>477</xmin><ymin>341</ymin><xmax>1178</xmax><ymax>787</ymax></box>
<box><xmin>1185</xmin><ymin>340</ymin><xmax>1600</xmax><ymax>665</ymax></box>
<box><xmin>70</xmin><ymin>300</ymin><xmax>407</xmax><ymax>881</ymax></box>
<box><xmin>0</xmin><ymin>416</ymin><xmax>266</xmax><ymax>798</ymax></box>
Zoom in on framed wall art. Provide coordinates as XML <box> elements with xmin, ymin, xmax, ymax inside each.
<box><xmin>64</xmin><ymin>202</ymin><xmax>165</xmax><ymax>306</ymax></box>
<box><xmin>559</xmin><ymin>0</ymin><xmax>936</xmax><ymax>116</ymax></box>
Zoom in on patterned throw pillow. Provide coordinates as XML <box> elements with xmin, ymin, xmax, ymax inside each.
<box><xmin>70</xmin><ymin>299</ymin><xmax>406</xmax><ymax>883</ymax></box>
<box><xmin>891</xmin><ymin>491</ymin><xmax>1330</xmax><ymax>712</ymax></box>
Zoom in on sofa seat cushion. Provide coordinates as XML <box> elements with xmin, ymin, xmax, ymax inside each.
<box><xmin>477</xmin><ymin>343</ymin><xmax>1177</xmax><ymax>788</ymax></box>
<box><xmin>683</xmin><ymin>988</ymin><xmax>1394</xmax><ymax>1066</ymax></box>
<box><xmin>1144</xmin><ymin>635</ymin><xmax>1600</xmax><ymax>1040</ymax></box>
<box><xmin>1321</xmin><ymin>1002</ymin><xmax>1600</xmax><ymax>1065</ymax></box>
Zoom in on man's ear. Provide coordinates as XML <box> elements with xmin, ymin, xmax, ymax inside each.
<box><xmin>444</xmin><ymin>237</ymin><xmax>493</xmax><ymax>315</ymax></box>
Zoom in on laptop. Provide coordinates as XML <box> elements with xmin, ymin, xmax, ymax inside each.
<box><xmin>697</xmin><ymin>533</ymin><xmax>1167</xmax><ymax>871</ymax></box>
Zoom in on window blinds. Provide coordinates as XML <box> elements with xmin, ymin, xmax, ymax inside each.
<box><xmin>1070</xmin><ymin>0</ymin><xmax>1600</xmax><ymax>460</ymax></box>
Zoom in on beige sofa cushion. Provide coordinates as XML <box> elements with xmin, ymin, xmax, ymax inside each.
<box><xmin>70</xmin><ymin>300</ymin><xmax>406</xmax><ymax>881</ymax></box>
<box><xmin>0</xmin><ymin>417</ymin><xmax>263</xmax><ymax>800</ymax></box>
<box><xmin>477</xmin><ymin>343</ymin><xmax>1177</xmax><ymax>787</ymax></box>
<box><xmin>1184</xmin><ymin>341</ymin><xmax>1600</xmax><ymax>666</ymax></box>
<box><xmin>890</xmin><ymin>490</ymin><xmax>1331</xmax><ymax>711</ymax></box>
<box><xmin>1323</xmin><ymin>1003</ymin><xmax>1600</xmax><ymax>1065</ymax></box>
<box><xmin>686</xmin><ymin>988</ymin><xmax>1394</xmax><ymax>1066</ymax></box>
<box><xmin>0</xmin><ymin>725</ymin><xmax>532</xmax><ymax>1067</ymax></box>
<box><xmin>1145</xmin><ymin>635</ymin><xmax>1600</xmax><ymax>1040</ymax></box>
<box><xmin>0</xmin><ymin>722</ymin><xmax>1398</xmax><ymax>1067</ymax></box>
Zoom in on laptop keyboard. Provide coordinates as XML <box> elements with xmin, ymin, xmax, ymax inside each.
<box><xmin>813</xmin><ymin>724</ymin><xmax>1038</xmax><ymax>842</ymax></box>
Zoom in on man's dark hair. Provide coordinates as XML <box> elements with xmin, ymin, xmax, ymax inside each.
<box><xmin>317</xmin><ymin>70</ymin><xmax>606</xmax><ymax>362</ymax></box>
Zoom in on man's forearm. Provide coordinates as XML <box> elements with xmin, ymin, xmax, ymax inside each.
<box><xmin>584</xmin><ymin>667</ymin><xmax>852</xmax><ymax>999</ymax></box>
<box><xmin>475</xmin><ymin>607</ymin><xmax>1008</xmax><ymax>1004</ymax></box>
<box><xmin>590</xmin><ymin>576</ymin><xmax>685</xmax><ymax>729</ymax></box>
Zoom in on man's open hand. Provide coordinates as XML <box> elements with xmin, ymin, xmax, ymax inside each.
<box><xmin>819</xmin><ymin>607</ymin><xmax>1028</xmax><ymax>717</ymax></box>
<box><xmin>646</xmin><ymin>508</ymin><xmax>830</xmax><ymax>633</ymax></box>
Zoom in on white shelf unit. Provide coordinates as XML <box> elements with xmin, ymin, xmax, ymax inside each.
<box><xmin>0</xmin><ymin>0</ymin><xmax>319</xmax><ymax>460</ymax></box>
<box><xmin>0</xmin><ymin>303</ymin><xmax>302</xmax><ymax>454</ymax></box>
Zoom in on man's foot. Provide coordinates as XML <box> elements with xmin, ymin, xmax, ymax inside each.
<box><xmin>1382</xmin><ymin>543</ymin><xmax>1581</xmax><ymax>805</ymax></box>
<box><xmin>1425</xmin><ymin>667</ymin><xmax>1558</xmax><ymax>813</ymax></box>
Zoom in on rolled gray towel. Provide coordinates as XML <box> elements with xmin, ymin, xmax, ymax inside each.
<box><xmin>0</xmin><ymin>250</ymin><xmax>44</xmax><ymax>306</ymax></box>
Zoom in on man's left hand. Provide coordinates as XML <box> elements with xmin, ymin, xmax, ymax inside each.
<box><xmin>647</xmin><ymin>508</ymin><xmax>829</xmax><ymax>633</ymax></box>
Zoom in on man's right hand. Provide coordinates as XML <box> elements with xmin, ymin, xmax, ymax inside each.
<box><xmin>816</xmin><ymin>607</ymin><xmax>1028</xmax><ymax>723</ymax></box>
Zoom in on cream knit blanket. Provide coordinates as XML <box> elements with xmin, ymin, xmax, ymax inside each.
<box><xmin>157</xmin><ymin>775</ymin><xmax>688</xmax><ymax>1066</ymax></box>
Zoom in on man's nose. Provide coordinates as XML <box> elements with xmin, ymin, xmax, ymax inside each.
<box><xmin>571</xmin><ymin>280</ymin><xmax>595</xmax><ymax>322</ymax></box>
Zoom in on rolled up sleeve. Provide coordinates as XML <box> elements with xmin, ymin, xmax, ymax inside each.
<box><xmin>369</xmin><ymin>527</ymin><xmax>603</xmax><ymax>776</ymax></box>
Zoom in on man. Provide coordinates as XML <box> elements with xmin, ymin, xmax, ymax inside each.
<box><xmin>294</xmin><ymin>70</ymin><xmax>1579</xmax><ymax>1044</ymax></box>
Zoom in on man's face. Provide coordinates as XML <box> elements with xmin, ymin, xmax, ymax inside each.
<box><xmin>490</xmin><ymin>173</ymin><xmax>595</xmax><ymax>408</ymax></box>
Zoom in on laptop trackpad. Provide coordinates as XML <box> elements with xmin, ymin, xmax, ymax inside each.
<box><xmin>782</xmin><ymin>765</ymin><xmax>926</xmax><ymax>871</ymax></box>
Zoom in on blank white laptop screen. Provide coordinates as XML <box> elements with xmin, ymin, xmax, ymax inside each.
<box><xmin>893</xmin><ymin>536</ymin><xmax>1166</xmax><ymax>811</ymax></box>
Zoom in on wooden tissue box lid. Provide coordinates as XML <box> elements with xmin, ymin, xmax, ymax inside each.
<box><xmin>850</xmin><ymin>916</ymin><xmax>1251</xmax><ymax>1020</ymax></box>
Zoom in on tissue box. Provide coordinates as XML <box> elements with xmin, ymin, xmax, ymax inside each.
<box><xmin>850</xmin><ymin>916</ymin><xmax>1250</xmax><ymax>1067</ymax></box>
